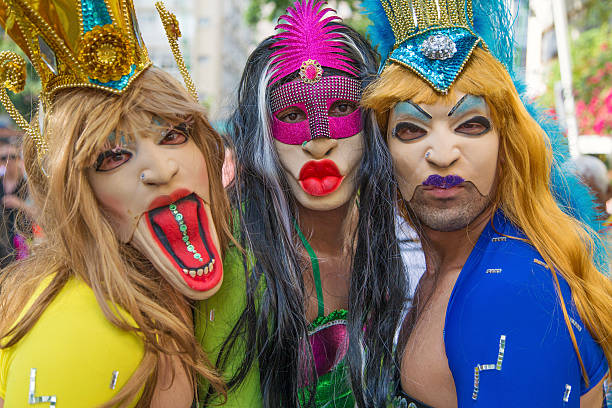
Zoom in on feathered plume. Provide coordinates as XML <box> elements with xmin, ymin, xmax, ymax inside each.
<box><xmin>269</xmin><ymin>0</ymin><xmax>358</xmax><ymax>85</ymax></box>
<box><xmin>361</xmin><ymin>0</ymin><xmax>396</xmax><ymax>67</ymax></box>
<box><xmin>472</xmin><ymin>0</ymin><xmax>515</xmax><ymax>74</ymax></box>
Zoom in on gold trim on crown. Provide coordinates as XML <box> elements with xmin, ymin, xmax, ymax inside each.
<box><xmin>380</xmin><ymin>0</ymin><xmax>475</xmax><ymax>50</ymax></box>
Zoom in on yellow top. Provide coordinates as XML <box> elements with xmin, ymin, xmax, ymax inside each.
<box><xmin>0</xmin><ymin>276</ymin><xmax>144</xmax><ymax>407</ymax></box>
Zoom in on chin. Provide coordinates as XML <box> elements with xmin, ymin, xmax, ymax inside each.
<box><xmin>130</xmin><ymin>193</ymin><xmax>223</xmax><ymax>300</ymax></box>
<box><xmin>293</xmin><ymin>181</ymin><xmax>355</xmax><ymax>211</ymax></box>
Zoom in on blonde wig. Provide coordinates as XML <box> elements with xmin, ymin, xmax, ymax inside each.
<box><xmin>0</xmin><ymin>67</ymin><xmax>231</xmax><ymax>406</ymax></box>
<box><xmin>363</xmin><ymin>47</ymin><xmax>612</xmax><ymax>385</ymax></box>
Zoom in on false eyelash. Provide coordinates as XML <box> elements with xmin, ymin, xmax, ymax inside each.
<box><xmin>94</xmin><ymin>149</ymin><xmax>131</xmax><ymax>171</ymax></box>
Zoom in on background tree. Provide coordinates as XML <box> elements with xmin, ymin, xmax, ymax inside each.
<box><xmin>540</xmin><ymin>20</ymin><xmax>612</xmax><ymax>136</ymax></box>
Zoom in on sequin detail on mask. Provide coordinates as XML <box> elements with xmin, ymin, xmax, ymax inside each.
<box><xmin>389</xmin><ymin>27</ymin><xmax>480</xmax><ymax>93</ymax></box>
<box><xmin>422</xmin><ymin>174</ymin><xmax>465</xmax><ymax>189</ymax></box>
<box><xmin>472</xmin><ymin>335</ymin><xmax>506</xmax><ymax>400</ymax></box>
<box><xmin>270</xmin><ymin>76</ymin><xmax>362</xmax><ymax>144</ymax></box>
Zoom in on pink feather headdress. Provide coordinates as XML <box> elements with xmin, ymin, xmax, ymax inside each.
<box><xmin>268</xmin><ymin>0</ymin><xmax>358</xmax><ymax>86</ymax></box>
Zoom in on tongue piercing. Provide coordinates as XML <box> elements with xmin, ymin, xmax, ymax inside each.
<box><xmin>170</xmin><ymin>202</ymin><xmax>206</xmax><ymax>263</ymax></box>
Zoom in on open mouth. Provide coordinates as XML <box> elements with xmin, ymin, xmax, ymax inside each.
<box><xmin>145</xmin><ymin>193</ymin><xmax>221</xmax><ymax>292</ymax></box>
<box><xmin>298</xmin><ymin>159</ymin><xmax>344</xmax><ymax>197</ymax></box>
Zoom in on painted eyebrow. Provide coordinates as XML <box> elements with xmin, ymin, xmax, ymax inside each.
<box><xmin>394</xmin><ymin>100</ymin><xmax>432</xmax><ymax>121</ymax></box>
<box><xmin>448</xmin><ymin>94</ymin><xmax>486</xmax><ymax>117</ymax></box>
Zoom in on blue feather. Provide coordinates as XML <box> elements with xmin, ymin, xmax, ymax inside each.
<box><xmin>361</xmin><ymin>0</ymin><xmax>396</xmax><ymax>66</ymax></box>
<box><xmin>471</xmin><ymin>0</ymin><xmax>515</xmax><ymax>73</ymax></box>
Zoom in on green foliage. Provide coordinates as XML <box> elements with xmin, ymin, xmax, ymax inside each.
<box><xmin>246</xmin><ymin>0</ymin><xmax>367</xmax><ymax>36</ymax></box>
<box><xmin>541</xmin><ymin>24</ymin><xmax>612</xmax><ymax>135</ymax></box>
<box><xmin>0</xmin><ymin>31</ymin><xmax>41</xmax><ymax>124</ymax></box>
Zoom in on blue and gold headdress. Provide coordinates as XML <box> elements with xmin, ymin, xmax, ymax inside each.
<box><xmin>0</xmin><ymin>0</ymin><xmax>195</xmax><ymax>162</ymax></box>
<box><xmin>362</xmin><ymin>0</ymin><xmax>499</xmax><ymax>93</ymax></box>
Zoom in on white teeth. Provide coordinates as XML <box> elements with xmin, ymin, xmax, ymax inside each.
<box><xmin>211</xmin><ymin>259</ymin><xmax>215</xmax><ymax>265</ymax></box>
<box><xmin>204</xmin><ymin>265</ymin><xmax>210</xmax><ymax>275</ymax></box>
<box><xmin>197</xmin><ymin>268</ymin><xmax>204</xmax><ymax>276</ymax></box>
<box><xmin>189</xmin><ymin>270</ymin><xmax>196</xmax><ymax>278</ymax></box>
<box><xmin>182</xmin><ymin>269</ymin><xmax>188</xmax><ymax>274</ymax></box>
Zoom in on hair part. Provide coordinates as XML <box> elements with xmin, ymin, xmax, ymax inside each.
<box><xmin>363</xmin><ymin>47</ymin><xmax>612</xmax><ymax>385</ymax></box>
<box><xmin>0</xmin><ymin>67</ymin><xmax>231</xmax><ymax>406</ymax></box>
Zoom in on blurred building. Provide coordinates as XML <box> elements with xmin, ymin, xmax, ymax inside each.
<box><xmin>133</xmin><ymin>0</ymin><xmax>254</xmax><ymax>120</ymax></box>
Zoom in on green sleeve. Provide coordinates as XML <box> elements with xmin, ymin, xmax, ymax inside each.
<box><xmin>195</xmin><ymin>246</ymin><xmax>262</xmax><ymax>407</ymax></box>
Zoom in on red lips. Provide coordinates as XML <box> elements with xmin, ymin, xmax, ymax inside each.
<box><xmin>298</xmin><ymin>159</ymin><xmax>344</xmax><ymax>197</ymax></box>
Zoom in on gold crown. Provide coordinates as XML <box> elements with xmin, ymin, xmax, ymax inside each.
<box><xmin>0</xmin><ymin>0</ymin><xmax>196</xmax><ymax>163</ymax></box>
<box><xmin>0</xmin><ymin>0</ymin><xmax>151</xmax><ymax>104</ymax></box>
<box><xmin>381</xmin><ymin>0</ymin><xmax>474</xmax><ymax>48</ymax></box>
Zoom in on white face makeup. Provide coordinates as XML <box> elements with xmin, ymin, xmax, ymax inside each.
<box><xmin>387</xmin><ymin>92</ymin><xmax>499</xmax><ymax>231</ymax></box>
<box><xmin>87</xmin><ymin>120</ymin><xmax>223</xmax><ymax>300</ymax></box>
<box><xmin>273</xmin><ymin>101</ymin><xmax>364</xmax><ymax>211</ymax></box>
<box><xmin>274</xmin><ymin>134</ymin><xmax>364</xmax><ymax>212</ymax></box>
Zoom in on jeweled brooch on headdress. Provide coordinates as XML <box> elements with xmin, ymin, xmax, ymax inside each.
<box><xmin>299</xmin><ymin>59</ymin><xmax>323</xmax><ymax>83</ymax></box>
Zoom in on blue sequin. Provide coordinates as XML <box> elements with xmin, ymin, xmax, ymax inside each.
<box><xmin>90</xmin><ymin>65</ymin><xmax>137</xmax><ymax>91</ymax></box>
<box><xmin>388</xmin><ymin>27</ymin><xmax>480</xmax><ymax>93</ymax></box>
<box><xmin>81</xmin><ymin>0</ymin><xmax>113</xmax><ymax>33</ymax></box>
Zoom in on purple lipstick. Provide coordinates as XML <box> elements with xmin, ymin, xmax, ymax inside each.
<box><xmin>423</xmin><ymin>174</ymin><xmax>465</xmax><ymax>189</ymax></box>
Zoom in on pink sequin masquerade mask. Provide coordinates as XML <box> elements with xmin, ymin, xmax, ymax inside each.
<box><xmin>269</xmin><ymin>76</ymin><xmax>363</xmax><ymax>145</ymax></box>
<box><xmin>267</xmin><ymin>0</ymin><xmax>362</xmax><ymax>145</ymax></box>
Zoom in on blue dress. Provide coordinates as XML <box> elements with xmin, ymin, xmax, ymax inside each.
<box><xmin>395</xmin><ymin>211</ymin><xmax>608</xmax><ymax>407</ymax></box>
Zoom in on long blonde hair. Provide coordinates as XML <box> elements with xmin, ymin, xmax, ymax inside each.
<box><xmin>363</xmin><ymin>47</ymin><xmax>612</xmax><ymax>385</ymax></box>
<box><xmin>0</xmin><ymin>67</ymin><xmax>231</xmax><ymax>406</ymax></box>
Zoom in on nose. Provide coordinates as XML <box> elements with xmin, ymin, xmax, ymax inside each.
<box><xmin>302</xmin><ymin>137</ymin><xmax>338</xmax><ymax>159</ymax></box>
<box><xmin>139</xmin><ymin>143</ymin><xmax>179</xmax><ymax>186</ymax></box>
<box><xmin>425</xmin><ymin>133</ymin><xmax>461</xmax><ymax>169</ymax></box>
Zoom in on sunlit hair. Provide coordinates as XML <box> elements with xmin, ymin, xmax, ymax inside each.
<box><xmin>363</xmin><ymin>46</ymin><xmax>612</xmax><ymax>385</ymax></box>
<box><xmin>0</xmin><ymin>67</ymin><xmax>231</xmax><ymax>406</ymax></box>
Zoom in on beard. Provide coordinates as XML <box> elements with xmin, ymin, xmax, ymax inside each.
<box><xmin>407</xmin><ymin>181</ymin><xmax>492</xmax><ymax>232</ymax></box>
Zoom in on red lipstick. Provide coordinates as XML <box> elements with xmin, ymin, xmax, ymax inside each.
<box><xmin>298</xmin><ymin>159</ymin><xmax>344</xmax><ymax>197</ymax></box>
<box><xmin>148</xmin><ymin>188</ymin><xmax>192</xmax><ymax>211</ymax></box>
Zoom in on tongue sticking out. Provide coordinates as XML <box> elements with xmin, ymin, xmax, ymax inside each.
<box><xmin>146</xmin><ymin>194</ymin><xmax>221</xmax><ymax>292</ymax></box>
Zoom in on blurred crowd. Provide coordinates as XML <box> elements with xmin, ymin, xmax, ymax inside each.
<box><xmin>0</xmin><ymin>127</ymin><xmax>35</xmax><ymax>269</ymax></box>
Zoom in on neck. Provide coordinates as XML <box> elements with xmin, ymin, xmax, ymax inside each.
<box><xmin>419</xmin><ymin>206</ymin><xmax>494</xmax><ymax>277</ymax></box>
<box><xmin>296</xmin><ymin>199</ymin><xmax>357</xmax><ymax>255</ymax></box>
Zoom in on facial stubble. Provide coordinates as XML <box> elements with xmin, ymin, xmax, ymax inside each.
<box><xmin>407</xmin><ymin>182</ymin><xmax>492</xmax><ymax>232</ymax></box>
